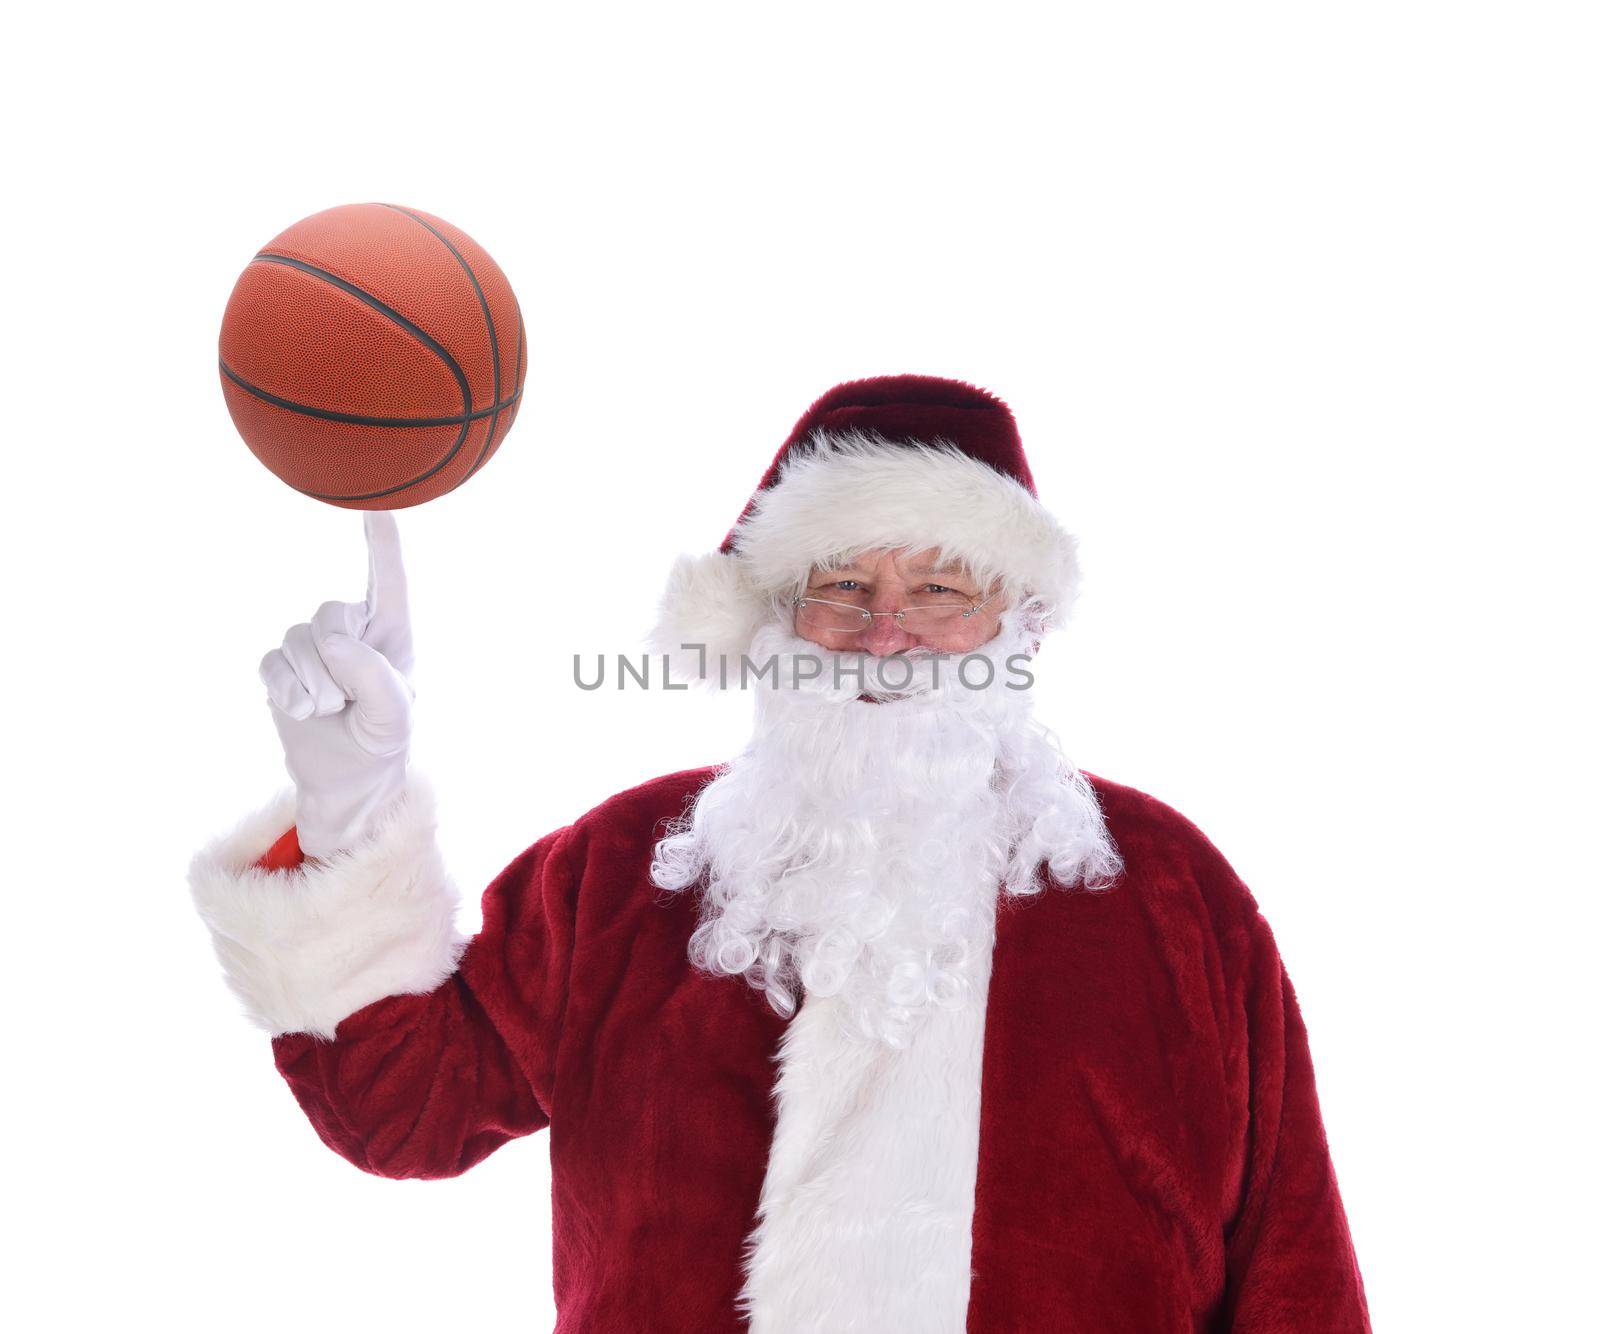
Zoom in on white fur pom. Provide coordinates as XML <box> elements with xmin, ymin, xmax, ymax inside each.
<box><xmin>647</xmin><ymin>550</ymin><xmax>777</xmax><ymax>688</ymax></box>
<box><xmin>188</xmin><ymin>774</ymin><xmax>466</xmax><ymax>1040</ymax></box>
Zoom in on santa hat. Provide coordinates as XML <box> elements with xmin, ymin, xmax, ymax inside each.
<box><xmin>649</xmin><ymin>374</ymin><xmax>1080</xmax><ymax>679</ymax></box>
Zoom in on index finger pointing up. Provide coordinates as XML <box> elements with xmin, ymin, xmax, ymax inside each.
<box><xmin>362</xmin><ymin>510</ymin><xmax>415</xmax><ymax>676</ymax></box>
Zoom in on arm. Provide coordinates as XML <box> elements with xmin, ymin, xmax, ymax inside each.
<box><xmin>189</xmin><ymin>512</ymin><xmax>574</xmax><ymax>1178</ymax></box>
<box><xmin>190</xmin><ymin>781</ymin><xmax>578</xmax><ymax>1179</ymax></box>
<box><xmin>1220</xmin><ymin>910</ymin><xmax>1371</xmax><ymax>1332</ymax></box>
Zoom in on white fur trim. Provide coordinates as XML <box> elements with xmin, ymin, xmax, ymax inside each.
<box><xmin>188</xmin><ymin>775</ymin><xmax>466</xmax><ymax>1040</ymax></box>
<box><xmin>739</xmin><ymin>888</ymin><xmax>998</xmax><ymax>1332</ymax></box>
<box><xmin>648</xmin><ymin>430</ymin><xmax>1079</xmax><ymax>684</ymax></box>
<box><xmin>738</xmin><ymin>429</ymin><xmax>1079</xmax><ymax>608</ymax></box>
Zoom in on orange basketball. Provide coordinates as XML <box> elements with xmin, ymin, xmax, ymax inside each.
<box><xmin>219</xmin><ymin>203</ymin><xmax>525</xmax><ymax>509</ymax></box>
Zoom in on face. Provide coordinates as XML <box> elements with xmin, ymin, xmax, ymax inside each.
<box><xmin>794</xmin><ymin>547</ymin><xmax>1008</xmax><ymax>655</ymax></box>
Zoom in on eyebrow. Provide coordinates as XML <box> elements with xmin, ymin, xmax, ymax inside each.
<box><xmin>819</xmin><ymin>561</ymin><xmax>972</xmax><ymax>579</ymax></box>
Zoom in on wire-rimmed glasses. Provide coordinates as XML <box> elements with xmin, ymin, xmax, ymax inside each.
<box><xmin>792</xmin><ymin>589</ymin><xmax>1001</xmax><ymax>637</ymax></box>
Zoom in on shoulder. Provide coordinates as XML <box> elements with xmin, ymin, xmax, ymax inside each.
<box><xmin>573</xmin><ymin>764</ymin><xmax>721</xmax><ymax>835</ymax></box>
<box><xmin>1083</xmin><ymin>771</ymin><xmax>1266</xmax><ymax>947</ymax></box>
<box><xmin>1086</xmin><ymin>772</ymin><xmax>1237</xmax><ymax>871</ymax></box>
<box><xmin>556</xmin><ymin>764</ymin><xmax>722</xmax><ymax>867</ymax></box>
<box><xmin>481</xmin><ymin>765</ymin><xmax>723</xmax><ymax>918</ymax></box>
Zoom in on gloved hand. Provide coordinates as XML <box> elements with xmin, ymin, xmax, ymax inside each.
<box><xmin>258</xmin><ymin>512</ymin><xmax>416</xmax><ymax>860</ymax></box>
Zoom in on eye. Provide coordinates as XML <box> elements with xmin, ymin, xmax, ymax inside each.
<box><xmin>828</xmin><ymin>579</ymin><xmax>863</xmax><ymax>593</ymax></box>
<box><xmin>925</xmin><ymin>583</ymin><xmax>960</xmax><ymax>596</ymax></box>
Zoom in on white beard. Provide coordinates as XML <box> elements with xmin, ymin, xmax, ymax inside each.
<box><xmin>650</xmin><ymin>604</ymin><xmax>1120</xmax><ymax>1050</ymax></box>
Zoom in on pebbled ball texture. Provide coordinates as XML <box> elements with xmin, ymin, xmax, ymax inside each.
<box><xmin>219</xmin><ymin>203</ymin><xmax>525</xmax><ymax>509</ymax></box>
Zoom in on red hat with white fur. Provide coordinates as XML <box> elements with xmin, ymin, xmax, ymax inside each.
<box><xmin>649</xmin><ymin>374</ymin><xmax>1080</xmax><ymax>677</ymax></box>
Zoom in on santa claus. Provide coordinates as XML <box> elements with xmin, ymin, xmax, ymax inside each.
<box><xmin>190</xmin><ymin>375</ymin><xmax>1371</xmax><ymax>1332</ymax></box>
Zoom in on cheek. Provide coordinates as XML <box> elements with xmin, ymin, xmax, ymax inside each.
<box><xmin>937</xmin><ymin>616</ymin><xmax>1004</xmax><ymax>653</ymax></box>
<box><xmin>798</xmin><ymin>627</ymin><xmax>855</xmax><ymax>651</ymax></box>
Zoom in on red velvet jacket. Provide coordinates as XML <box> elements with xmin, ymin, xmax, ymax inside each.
<box><xmin>257</xmin><ymin>767</ymin><xmax>1369</xmax><ymax>1332</ymax></box>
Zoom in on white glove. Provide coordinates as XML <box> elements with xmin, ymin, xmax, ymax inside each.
<box><xmin>258</xmin><ymin>512</ymin><xmax>416</xmax><ymax>860</ymax></box>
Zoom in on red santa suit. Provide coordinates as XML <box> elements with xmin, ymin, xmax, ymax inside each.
<box><xmin>191</xmin><ymin>377</ymin><xmax>1370</xmax><ymax>1332</ymax></box>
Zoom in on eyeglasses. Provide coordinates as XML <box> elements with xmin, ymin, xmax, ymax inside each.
<box><xmin>792</xmin><ymin>590</ymin><xmax>1001</xmax><ymax>636</ymax></box>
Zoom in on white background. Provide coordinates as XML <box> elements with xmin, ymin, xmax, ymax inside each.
<box><xmin>3</xmin><ymin>2</ymin><xmax>1594</xmax><ymax>1329</ymax></box>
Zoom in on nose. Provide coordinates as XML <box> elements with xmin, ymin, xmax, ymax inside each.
<box><xmin>860</xmin><ymin>610</ymin><xmax>915</xmax><ymax>656</ymax></box>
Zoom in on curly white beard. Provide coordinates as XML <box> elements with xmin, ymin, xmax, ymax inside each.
<box><xmin>650</xmin><ymin>604</ymin><xmax>1121</xmax><ymax>1049</ymax></box>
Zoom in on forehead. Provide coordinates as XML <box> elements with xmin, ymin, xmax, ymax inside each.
<box><xmin>812</xmin><ymin>547</ymin><xmax>972</xmax><ymax>578</ymax></box>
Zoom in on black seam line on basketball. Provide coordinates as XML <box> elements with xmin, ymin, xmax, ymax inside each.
<box><xmin>381</xmin><ymin>205</ymin><xmax>503</xmax><ymax>479</ymax></box>
<box><xmin>246</xmin><ymin>251</ymin><xmax>475</xmax><ymax>500</ymax></box>
<box><xmin>382</xmin><ymin>205</ymin><xmax>502</xmax><ymax>466</ymax></box>
<box><xmin>219</xmin><ymin>361</ymin><xmax>523</xmax><ymax>428</ymax></box>
<box><xmin>251</xmin><ymin>254</ymin><xmax>472</xmax><ymax>416</ymax></box>
<box><xmin>465</xmin><ymin>305</ymin><xmax>524</xmax><ymax>484</ymax></box>
<box><xmin>465</xmin><ymin>306</ymin><xmax>524</xmax><ymax>483</ymax></box>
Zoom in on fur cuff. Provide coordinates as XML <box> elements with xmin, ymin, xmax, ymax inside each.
<box><xmin>188</xmin><ymin>775</ymin><xmax>466</xmax><ymax>1040</ymax></box>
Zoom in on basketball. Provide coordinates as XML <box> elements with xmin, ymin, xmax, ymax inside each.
<box><xmin>219</xmin><ymin>203</ymin><xmax>525</xmax><ymax>509</ymax></box>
